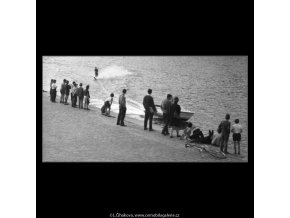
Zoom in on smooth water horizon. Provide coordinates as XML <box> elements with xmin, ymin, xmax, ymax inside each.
<box><xmin>43</xmin><ymin>56</ymin><xmax>248</xmax><ymax>154</ymax></box>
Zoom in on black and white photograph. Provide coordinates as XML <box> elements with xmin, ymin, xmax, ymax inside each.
<box><xmin>42</xmin><ymin>56</ymin><xmax>248</xmax><ymax>162</ymax></box>
<box><xmin>34</xmin><ymin>0</ymin><xmax>255</xmax><ymax>217</ymax></box>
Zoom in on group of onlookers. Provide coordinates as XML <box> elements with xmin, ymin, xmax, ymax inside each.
<box><xmin>142</xmin><ymin>89</ymin><xmax>243</xmax><ymax>155</ymax></box>
<box><xmin>160</xmin><ymin>93</ymin><xmax>182</xmax><ymax>138</ymax></box>
<box><xmin>182</xmin><ymin>114</ymin><xmax>243</xmax><ymax>155</ymax></box>
<box><xmin>50</xmin><ymin>79</ymin><xmax>90</xmax><ymax>110</ymax></box>
<box><xmin>49</xmin><ymin>81</ymin><xmax>243</xmax><ymax>155</ymax></box>
<box><xmin>142</xmin><ymin>90</ymin><xmax>182</xmax><ymax>138</ymax></box>
<box><xmin>216</xmin><ymin>114</ymin><xmax>243</xmax><ymax>155</ymax></box>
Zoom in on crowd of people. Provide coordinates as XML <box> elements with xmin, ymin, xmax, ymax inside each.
<box><xmin>182</xmin><ymin>114</ymin><xmax>243</xmax><ymax>155</ymax></box>
<box><xmin>142</xmin><ymin>90</ymin><xmax>183</xmax><ymax>138</ymax></box>
<box><xmin>150</xmin><ymin>91</ymin><xmax>243</xmax><ymax>155</ymax></box>
<box><xmin>49</xmin><ymin>80</ymin><xmax>243</xmax><ymax>155</ymax></box>
<box><xmin>50</xmin><ymin>79</ymin><xmax>91</xmax><ymax>110</ymax></box>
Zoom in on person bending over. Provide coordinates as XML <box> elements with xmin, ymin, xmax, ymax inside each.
<box><xmin>102</xmin><ymin>93</ymin><xmax>114</xmax><ymax>116</ymax></box>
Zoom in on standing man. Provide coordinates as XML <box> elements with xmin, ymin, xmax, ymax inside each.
<box><xmin>74</xmin><ymin>83</ymin><xmax>79</xmax><ymax>107</ymax></box>
<box><xmin>71</xmin><ymin>83</ymin><xmax>78</xmax><ymax>107</ymax></box>
<box><xmin>51</xmin><ymin>80</ymin><xmax>57</xmax><ymax>102</ymax></box>
<box><xmin>49</xmin><ymin>79</ymin><xmax>53</xmax><ymax>98</ymax></box>
<box><xmin>77</xmin><ymin>83</ymin><xmax>84</xmax><ymax>109</ymax></box>
<box><xmin>64</xmin><ymin>80</ymin><xmax>71</xmax><ymax>105</ymax></box>
<box><xmin>143</xmin><ymin>89</ymin><xmax>157</xmax><ymax>131</ymax></box>
<box><xmin>218</xmin><ymin>113</ymin><xmax>231</xmax><ymax>154</ymax></box>
<box><xmin>60</xmin><ymin>79</ymin><xmax>66</xmax><ymax>103</ymax></box>
<box><xmin>83</xmin><ymin>85</ymin><xmax>90</xmax><ymax>110</ymax></box>
<box><xmin>161</xmin><ymin>94</ymin><xmax>172</xmax><ymax>135</ymax></box>
<box><xmin>117</xmin><ymin>89</ymin><xmax>127</xmax><ymax>126</ymax></box>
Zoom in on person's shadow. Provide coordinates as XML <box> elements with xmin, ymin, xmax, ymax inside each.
<box><xmin>102</xmin><ymin>114</ymin><xmax>116</xmax><ymax>118</ymax></box>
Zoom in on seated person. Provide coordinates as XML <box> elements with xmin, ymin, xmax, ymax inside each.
<box><xmin>189</xmin><ymin>128</ymin><xmax>204</xmax><ymax>142</ymax></box>
<box><xmin>211</xmin><ymin>132</ymin><xmax>222</xmax><ymax>147</ymax></box>
<box><xmin>180</xmin><ymin>122</ymin><xmax>196</xmax><ymax>141</ymax></box>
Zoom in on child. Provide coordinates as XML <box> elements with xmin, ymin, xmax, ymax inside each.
<box><xmin>180</xmin><ymin>122</ymin><xmax>195</xmax><ymax>141</ymax></box>
<box><xmin>231</xmin><ymin>119</ymin><xmax>243</xmax><ymax>155</ymax></box>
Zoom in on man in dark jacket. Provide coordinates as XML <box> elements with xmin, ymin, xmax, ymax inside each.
<box><xmin>77</xmin><ymin>83</ymin><xmax>84</xmax><ymax>109</ymax></box>
<box><xmin>64</xmin><ymin>80</ymin><xmax>71</xmax><ymax>105</ymax></box>
<box><xmin>218</xmin><ymin>113</ymin><xmax>231</xmax><ymax>153</ymax></box>
<box><xmin>143</xmin><ymin>89</ymin><xmax>157</xmax><ymax>131</ymax></box>
<box><xmin>161</xmin><ymin>94</ymin><xmax>173</xmax><ymax>135</ymax></box>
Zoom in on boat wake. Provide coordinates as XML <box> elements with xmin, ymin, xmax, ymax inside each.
<box><xmin>97</xmin><ymin>65</ymin><xmax>134</xmax><ymax>79</ymax></box>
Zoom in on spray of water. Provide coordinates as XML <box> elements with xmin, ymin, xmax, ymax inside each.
<box><xmin>98</xmin><ymin>65</ymin><xmax>133</xmax><ymax>79</ymax></box>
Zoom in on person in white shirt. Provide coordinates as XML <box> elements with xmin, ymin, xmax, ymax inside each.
<box><xmin>231</xmin><ymin>119</ymin><xmax>243</xmax><ymax>155</ymax></box>
<box><xmin>180</xmin><ymin>122</ymin><xmax>196</xmax><ymax>141</ymax></box>
<box><xmin>101</xmin><ymin>93</ymin><xmax>114</xmax><ymax>116</ymax></box>
<box><xmin>50</xmin><ymin>79</ymin><xmax>57</xmax><ymax>102</ymax></box>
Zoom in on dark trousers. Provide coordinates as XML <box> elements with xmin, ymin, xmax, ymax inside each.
<box><xmin>220</xmin><ymin>134</ymin><xmax>229</xmax><ymax>152</ymax></box>
<box><xmin>60</xmin><ymin>93</ymin><xmax>65</xmax><ymax>103</ymax></box>
<box><xmin>74</xmin><ymin>95</ymin><xmax>78</xmax><ymax>106</ymax></box>
<box><xmin>161</xmin><ymin>113</ymin><xmax>170</xmax><ymax>134</ymax></box>
<box><xmin>72</xmin><ymin>94</ymin><xmax>77</xmax><ymax>107</ymax></box>
<box><xmin>78</xmin><ymin>97</ymin><xmax>83</xmax><ymax>108</ymax></box>
<box><xmin>117</xmin><ymin>106</ymin><xmax>127</xmax><ymax>125</ymax></box>
<box><xmin>144</xmin><ymin>111</ymin><xmax>154</xmax><ymax>130</ymax></box>
<box><xmin>51</xmin><ymin>90</ymin><xmax>57</xmax><ymax>102</ymax></box>
<box><xmin>65</xmin><ymin>94</ymin><xmax>69</xmax><ymax>103</ymax></box>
